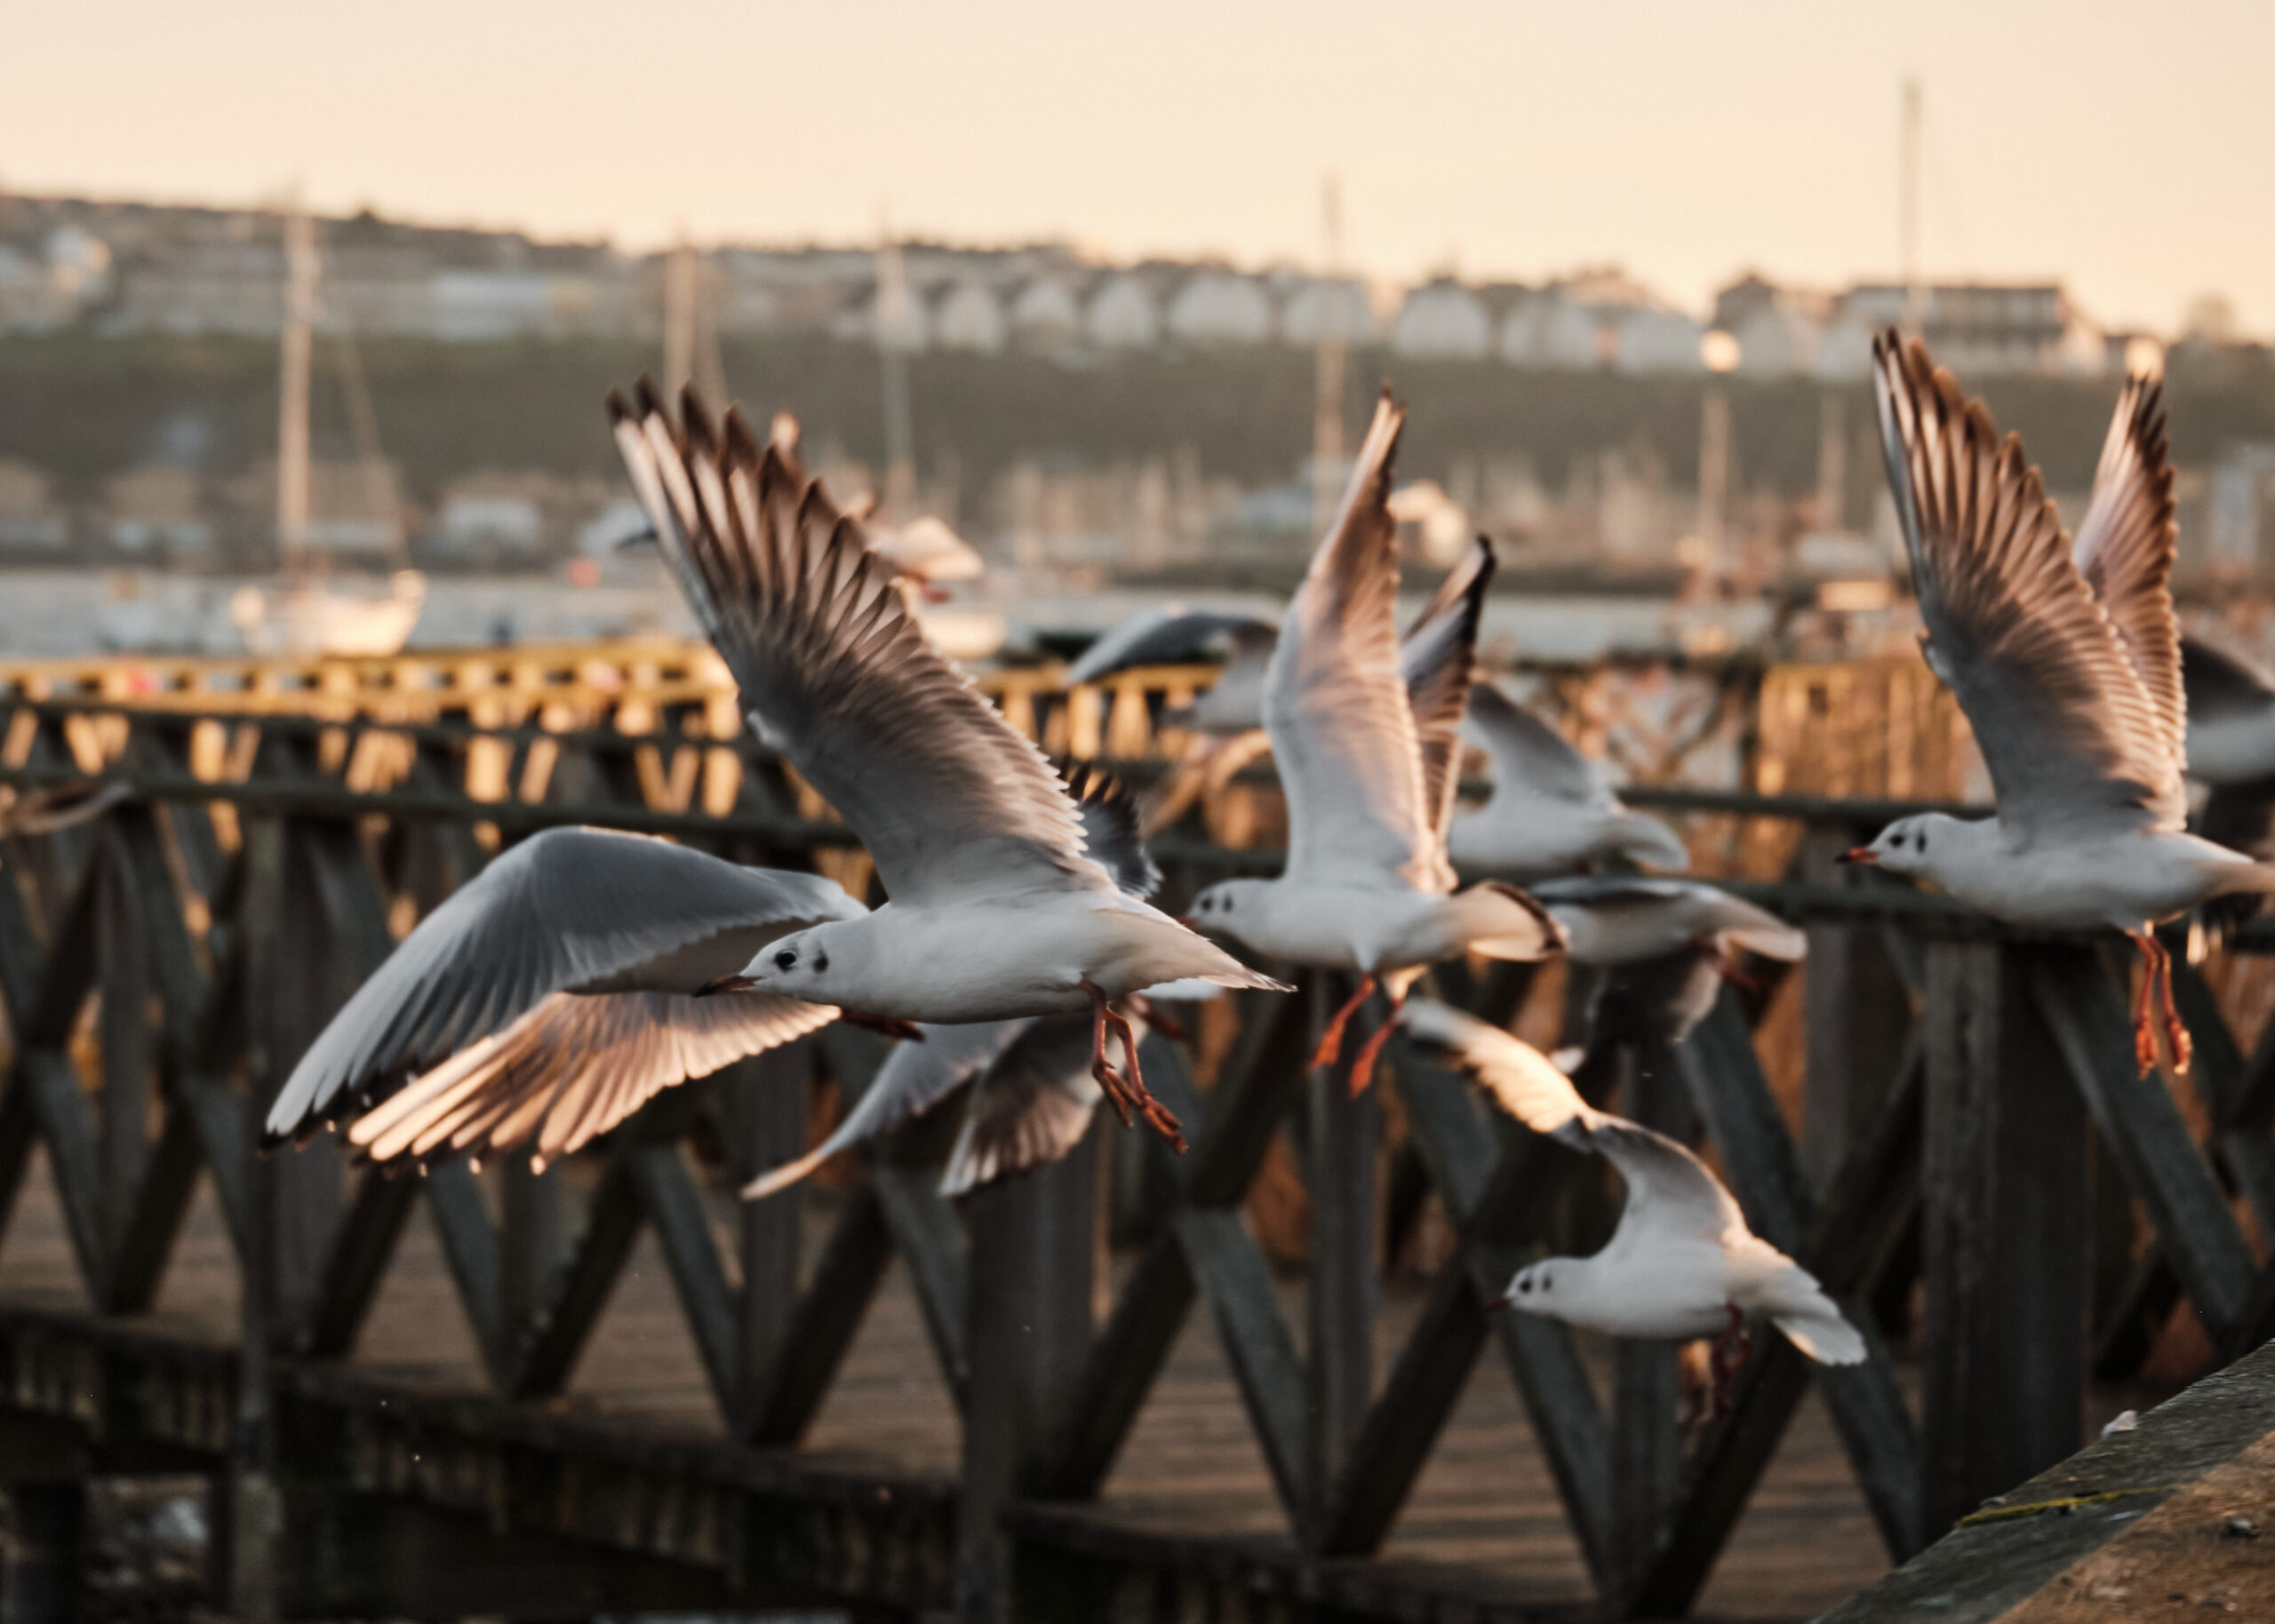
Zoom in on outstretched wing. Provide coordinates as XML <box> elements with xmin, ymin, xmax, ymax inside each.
<box><xmin>741</xmin><ymin>1019</ymin><xmax>1029</xmax><ymax>1200</ymax></box>
<box><xmin>263</xmin><ymin>827</ymin><xmax>858</xmax><ymax>1144</ymax></box>
<box><xmin>347</xmin><ymin>991</ymin><xmax>836</xmax><ymax>1171</ymax></box>
<box><xmin>612</xmin><ymin>382</ymin><xmax>1117</xmax><ymax>904</ymax></box>
<box><xmin>1466</xmin><ymin>683</ymin><xmax>1612</xmax><ymax>810</ymax></box>
<box><xmin>1400</xmin><ymin>997</ymin><xmax>1743</xmax><ymax>1247</ymax></box>
<box><xmin>1265</xmin><ymin>392</ymin><xmax>1441</xmax><ymax>888</ymax></box>
<box><xmin>2071</xmin><ymin>374</ymin><xmax>2184</xmax><ymax>771</ymax></box>
<box><xmin>1874</xmin><ymin>333</ymin><xmax>2184</xmax><ymax>839</ymax></box>
<box><xmin>1066</xmin><ymin>608</ymin><xmax>1279</xmax><ymax>686</ymax></box>
<box><xmin>939</xmin><ymin>1013</ymin><xmax>1110</xmax><ymax>1197</ymax></box>
<box><xmin>1401</xmin><ymin>535</ymin><xmax>1496</xmax><ymax>862</ymax></box>
<box><xmin>1064</xmin><ymin>762</ymin><xmax>1161</xmax><ymax>900</ymax></box>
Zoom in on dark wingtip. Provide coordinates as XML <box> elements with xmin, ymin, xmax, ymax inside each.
<box><xmin>722</xmin><ymin>404</ymin><xmax>762</xmax><ymax>465</ymax></box>
<box><xmin>605</xmin><ymin>386</ymin><xmax>634</xmax><ymax>424</ymax></box>
<box><xmin>634</xmin><ymin>374</ymin><xmax>670</xmax><ymax>422</ymax></box>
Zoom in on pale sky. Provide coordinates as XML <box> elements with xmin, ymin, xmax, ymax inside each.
<box><xmin>6</xmin><ymin>1</ymin><xmax>2271</xmax><ymax>335</ymax></box>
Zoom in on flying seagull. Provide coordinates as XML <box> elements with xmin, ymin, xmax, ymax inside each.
<box><xmin>1189</xmin><ymin>391</ymin><xmax>1561</xmax><ymax>1093</ymax></box>
<box><xmin>1400</xmin><ymin>998</ymin><xmax>1865</xmax><ymax>1405</ymax></box>
<box><xmin>1532</xmin><ymin>875</ymin><xmax>1806</xmax><ymax>1061</ymax></box>
<box><xmin>612</xmin><ymin>382</ymin><xmax>1286</xmax><ymax>1143</ymax></box>
<box><xmin>1065</xmin><ymin>607</ymin><xmax>1280</xmax><ymax>736</ymax></box>
<box><xmin>1447</xmin><ymin>682</ymin><xmax>1690</xmax><ymax>875</ymax></box>
<box><xmin>2176</xmin><ymin>635</ymin><xmax>2275</xmax><ymax>940</ymax></box>
<box><xmin>1844</xmin><ymin>335</ymin><xmax>2275</xmax><ymax>1072</ymax></box>
<box><xmin>743</xmin><ymin>767</ymin><xmax>1205</xmax><ymax>1195</ymax></box>
<box><xmin>260</xmin><ymin>825</ymin><xmax>865</xmax><ymax>1168</ymax></box>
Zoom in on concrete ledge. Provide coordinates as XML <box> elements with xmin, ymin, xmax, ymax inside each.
<box><xmin>1819</xmin><ymin>1338</ymin><xmax>2275</xmax><ymax>1621</ymax></box>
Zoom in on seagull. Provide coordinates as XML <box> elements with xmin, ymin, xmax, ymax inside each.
<box><xmin>1532</xmin><ymin>876</ymin><xmax>1806</xmax><ymax>1059</ymax></box>
<box><xmin>743</xmin><ymin>1002</ymin><xmax>1144</xmax><ymax>1201</ymax></box>
<box><xmin>1844</xmin><ymin>334</ymin><xmax>2275</xmax><ymax>1072</ymax></box>
<box><xmin>1065</xmin><ymin>607</ymin><xmax>1280</xmax><ymax>736</ymax></box>
<box><xmin>2177</xmin><ymin>635</ymin><xmax>2275</xmax><ymax>940</ymax></box>
<box><xmin>260</xmin><ymin>824</ymin><xmax>866</xmax><ymax>1168</ymax></box>
<box><xmin>613</xmin><ymin>382</ymin><xmax>1286</xmax><ymax>1143</ymax></box>
<box><xmin>1448</xmin><ymin>682</ymin><xmax>1690</xmax><ymax>874</ymax></box>
<box><xmin>1398</xmin><ymin>998</ymin><xmax>1866</xmax><ymax>1406</ymax></box>
<box><xmin>1189</xmin><ymin>392</ymin><xmax>1561</xmax><ymax>1093</ymax></box>
<box><xmin>742</xmin><ymin>767</ymin><xmax>1207</xmax><ymax>1194</ymax></box>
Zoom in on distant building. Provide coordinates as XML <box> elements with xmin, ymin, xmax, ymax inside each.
<box><xmin>1501</xmin><ymin>292</ymin><xmax>1602</xmax><ymax>369</ymax></box>
<box><xmin>1732</xmin><ymin>305</ymin><xmax>1818</xmax><ymax>376</ymax></box>
<box><xmin>1612</xmin><ymin>307</ymin><xmax>1706</xmax><ymax>374</ymax></box>
<box><xmin>1010</xmin><ymin>274</ymin><xmax>1085</xmax><ymax>348</ymax></box>
<box><xmin>1838</xmin><ymin>283</ymin><xmax>2106</xmax><ymax>376</ymax></box>
<box><xmin>1165</xmin><ymin>270</ymin><xmax>1274</xmax><ymax>346</ymax></box>
<box><xmin>932</xmin><ymin>280</ymin><xmax>1008</xmax><ymax>352</ymax></box>
<box><xmin>1277</xmin><ymin>276</ymin><xmax>1375</xmax><ymax>346</ymax></box>
<box><xmin>1087</xmin><ymin>274</ymin><xmax>1160</xmax><ymax>349</ymax></box>
<box><xmin>0</xmin><ymin>460</ymin><xmax>68</xmax><ymax>551</ymax></box>
<box><xmin>1391</xmin><ymin>279</ymin><xmax>1492</xmax><ymax>359</ymax></box>
<box><xmin>105</xmin><ymin>465</ymin><xmax>212</xmax><ymax>555</ymax></box>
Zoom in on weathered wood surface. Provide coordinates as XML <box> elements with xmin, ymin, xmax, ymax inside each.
<box><xmin>1820</xmin><ymin>1335</ymin><xmax>2275</xmax><ymax>1624</ymax></box>
<box><xmin>0</xmin><ymin>1141</ymin><xmax>1894</xmax><ymax>1620</ymax></box>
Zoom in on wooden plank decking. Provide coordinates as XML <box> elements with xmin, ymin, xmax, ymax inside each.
<box><xmin>3</xmin><ymin>1139</ymin><xmax>1903</xmax><ymax>1621</ymax></box>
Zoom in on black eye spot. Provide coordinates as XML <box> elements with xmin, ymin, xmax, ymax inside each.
<box><xmin>814</xmin><ymin>949</ymin><xmax>829</xmax><ymax>972</ymax></box>
<box><xmin>775</xmin><ymin>949</ymin><xmax>797</xmax><ymax>970</ymax></box>
<box><xmin>1519</xmin><ymin>1278</ymin><xmax>1533</xmax><ymax>1294</ymax></box>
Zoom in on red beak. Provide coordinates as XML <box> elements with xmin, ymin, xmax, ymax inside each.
<box><xmin>1838</xmin><ymin>846</ymin><xmax>1878</xmax><ymax>866</ymax></box>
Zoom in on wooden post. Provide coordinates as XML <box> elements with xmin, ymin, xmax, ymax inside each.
<box><xmin>1801</xmin><ymin>827</ymin><xmax>1913</xmax><ymax>1184</ymax></box>
<box><xmin>1920</xmin><ymin>938</ymin><xmax>2086</xmax><ymax>1536</ymax></box>
<box><xmin>1614</xmin><ymin>1034</ymin><xmax>1689</xmax><ymax>1599</ymax></box>
<box><xmin>500</xmin><ymin>1156</ymin><xmax>561</xmax><ymax>1355</ymax></box>
<box><xmin>1305</xmin><ymin>977</ymin><xmax>1379</xmax><ymax>1539</ymax></box>
<box><xmin>959</xmin><ymin>1124</ymin><xmax>1098</xmax><ymax>1623</ymax></box>
<box><xmin>221</xmin><ymin>816</ymin><xmax>285</xmax><ymax>1622</ymax></box>
<box><xmin>95</xmin><ymin>825</ymin><xmax>152</xmax><ymax>1263</ymax></box>
<box><xmin>0</xmin><ymin>1485</ymin><xmax>84</xmax><ymax>1624</ymax></box>
<box><xmin>730</xmin><ymin>1045</ymin><xmax>809</xmax><ymax>1411</ymax></box>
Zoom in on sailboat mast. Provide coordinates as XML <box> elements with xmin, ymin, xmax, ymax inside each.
<box><xmin>277</xmin><ymin>206</ymin><xmax>317</xmax><ymax>584</ymax></box>
<box><xmin>1311</xmin><ymin>175</ymin><xmax>1347</xmax><ymax>537</ymax></box>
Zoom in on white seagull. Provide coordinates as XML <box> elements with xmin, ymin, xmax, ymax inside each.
<box><xmin>261</xmin><ymin>825</ymin><xmax>865</xmax><ymax>1169</ymax></box>
<box><xmin>1845</xmin><ymin>335</ymin><xmax>2275</xmax><ymax>1072</ymax></box>
<box><xmin>1532</xmin><ymin>875</ymin><xmax>1807</xmax><ymax>1057</ymax></box>
<box><xmin>743</xmin><ymin>767</ymin><xmax>1201</xmax><ymax>1193</ymax></box>
<box><xmin>1065</xmin><ymin>607</ymin><xmax>1281</xmax><ymax>737</ymax></box>
<box><xmin>614</xmin><ymin>382</ymin><xmax>1285</xmax><ymax>1142</ymax></box>
<box><xmin>1399</xmin><ymin>998</ymin><xmax>1865</xmax><ymax>1403</ymax></box>
<box><xmin>1189</xmin><ymin>391</ymin><xmax>1561</xmax><ymax>1093</ymax></box>
<box><xmin>1448</xmin><ymin>681</ymin><xmax>1690</xmax><ymax>875</ymax></box>
<box><xmin>2177</xmin><ymin>636</ymin><xmax>2275</xmax><ymax>940</ymax></box>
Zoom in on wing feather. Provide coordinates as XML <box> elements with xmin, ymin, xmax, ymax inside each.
<box><xmin>263</xmin><ymin>827</ymin><xmax>858</xmax><ymax>1144</ymax></box>
<box><xmin>1265</xmin><ymin>391</ymin><xmax>1441</xmax><ymax>888</ymax></box>
<box><xmin>2071</xmin><ymin>374</ymin><xmax>2183</xmax><ymax>767</ymax></box>
<box><xmin>611</xmin><ymin>383</ymin><xmax>1116</xmax><ymax>904</ymax></box>
<box><xmin>347</xmin><ymin>990</ymin><xmax>837</xmax><ymax>1170</ymax></box>
<box><xmin>1873</xmin><ymin>334</ymin><xmax>2184</xmax><ymax>839</ymax></box>
<box><xmin>1401</xmin><ymin>535</ymin><xmax>1496</xmax><ymax>859</ymax></box>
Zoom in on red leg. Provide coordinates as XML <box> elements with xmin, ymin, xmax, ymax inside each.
<box><xmin>1083</xmin><ymin>979</ymin><xmax>1134</xmax><ymax>1128</ymax></box>
<box><xmin>1346</xmin><ymin>986</ymin><xmax>1407</xmax><ymax>1096</ymax></box>
<box><xmin>1102</xmin><ymin>998</ymin><xmax>1186</xmax><ymax>1152</ymax></box>
<box><xmin>1308</xmin><ymin>973</ymin><xmax>1377</xmax><ymax>1071</ymax></box>
<box><xmin>2127</xmin><ymin>932</ymin><xmax>2162</xmax><ymax>1075</ymax></box>
<box><xmin>2153</xmin><ymin>932</ymin><xmax>2192</xmax><ymax>1074</ymax></box>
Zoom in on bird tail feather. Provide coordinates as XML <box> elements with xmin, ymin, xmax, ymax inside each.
<box><xmin>2207</xmin><ymin>859</ymin><xmax>2275</xmax><ymax>897</ymax></box>
<box><xmin>1762</xmin><ymin>1267</ymin><xmax>1867</xmax><ymax>1365</ymax></box>
<box><xmin>1608</xmin><ymin>811</ymin><xmax>1691</xmax><ymax>872</ymax></box>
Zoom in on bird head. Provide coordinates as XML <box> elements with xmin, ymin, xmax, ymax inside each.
<box><xmin>1185</xmin><ymin>878</ymin><xmax>1271</xmax><ymax>943</ymax></box>
<box><xmin>1842</xmin><ymin>813</ymin><xmax>1953</xmax><ymax>879</ymax></box>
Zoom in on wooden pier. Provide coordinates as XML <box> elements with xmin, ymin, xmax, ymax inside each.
<box><xmin>0</xmin><ymin>644</ymin><xmax>2270</xmax><ymax>1621</ymax></box>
